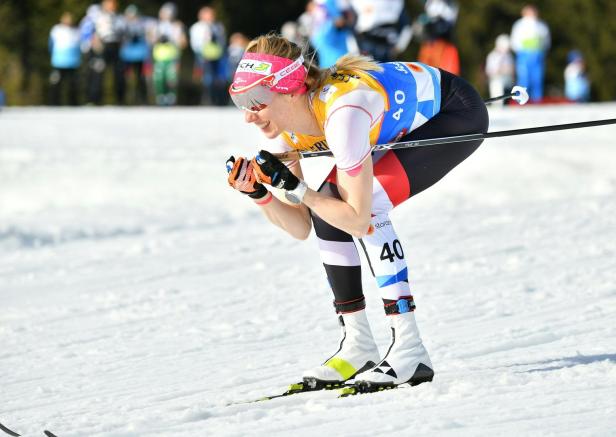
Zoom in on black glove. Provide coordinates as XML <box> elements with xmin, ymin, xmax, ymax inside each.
<box><xmin>251</xmin><ymin>150</ymin><xmax>299</xmax><ymax>190</ymax></box>
<box><xmin>226</xmin><ymin>156</ymin><xmax>268</xmax><ymax>199</ymax></box>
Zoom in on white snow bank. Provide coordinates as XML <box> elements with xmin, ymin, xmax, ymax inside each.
<box><xmin>1</xmin><ymin>105</ymin><xmax>615</xmax><ymax>436</ymax></box>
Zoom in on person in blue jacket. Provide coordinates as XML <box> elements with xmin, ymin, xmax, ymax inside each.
<box><xmin>310</xmin><ymin>0</ymin><xmax>356</xmax><ymax>68</ymax></box>
<box><xmin>49</xmin><ymin>12</ymin><xmax>81</xmax><ymax>105</ymax></box>
<box><xmin>120</xmin><ymin>4</ymin><xmax>150</xmax><ymax>104</ymax></box>
<box><xmin>564</xmin><ymin>50</ymin><xmax>590</xmax><ymax>103</ymax></box>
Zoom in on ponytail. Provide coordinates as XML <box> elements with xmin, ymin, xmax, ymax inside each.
<box><xmin>305</xmin><ymin>54</ymin><xmax>383</xmax><ymax>93</ymax></box>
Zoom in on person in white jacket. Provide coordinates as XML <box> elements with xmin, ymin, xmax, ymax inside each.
<box><xmin>485</xmin><ymin>34</ymin><xmax>515</xmax><ymax>106</ymax></box>
<box><xmin>350</xmin><ymin>0</ymin><xmax>413</xmax><ymax>62</ymax></box>
<box><xmin>510</xmin><ymin>4</ymin><xmax>550</xmax><ymax>102</ymax></box>
<box><xmin>189</xmin><ymin>6</ymin><xmax>227</xmax><ymax>105</ymax></box>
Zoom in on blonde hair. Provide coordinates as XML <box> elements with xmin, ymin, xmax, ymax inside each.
<box><xmin>245</xmin><ymin>33</ymin><xmax>383</xmax><ymax>93</ymax></box>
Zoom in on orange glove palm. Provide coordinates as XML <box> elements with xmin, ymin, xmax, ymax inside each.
<box><xmin>226</xmin><ymin>156</ymin><xmax>268</xmax><ymax>199</ymax></box>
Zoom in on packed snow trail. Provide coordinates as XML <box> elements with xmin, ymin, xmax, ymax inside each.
<box><xmin>1</xmin><ymin>105</ymin><xmax>615</xmax><ymax>436</ymax></box>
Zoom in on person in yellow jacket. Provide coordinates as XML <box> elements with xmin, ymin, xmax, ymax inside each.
<box><xmin>226</xmin><ymin>33</ymin><xmax>488</xmax><ymax>393</ymax></box>
<box><xmin>150</xmin><ymin>2</ymin><xmax>186</xmax><ymax>105</ymax></box>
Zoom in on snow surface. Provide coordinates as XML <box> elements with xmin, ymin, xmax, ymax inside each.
<box><xmin>1</xmin><ymin>104</ymin><xmax>615</xmax><ymax>436</ymax></box>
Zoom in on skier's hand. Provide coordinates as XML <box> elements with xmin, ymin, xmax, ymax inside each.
<box><xmin>226</xmin><ymin>156</ymin><xmax>268</xmax><ymax>199</ymax></box>
<box><xmin>251</xmin><ymin>150</ymin><xmax>299</xmax><ymax>190</ymax></box>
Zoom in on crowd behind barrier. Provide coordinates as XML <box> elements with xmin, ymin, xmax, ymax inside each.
<box><xmin>44</xmin><ymin>0</ymin><xmax>592</xmax><ymax>107</ymax></box>
<box><xmin>48</xmin><ymin>0</ymin><xmax>239</xmax><ymax>106</ymax></box>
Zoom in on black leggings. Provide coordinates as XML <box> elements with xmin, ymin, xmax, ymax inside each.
<box><xmin>395</xmin><ymin>70</ymin><xmax>489</xmax><ymax>197</ymax></box>
<box><xmin>311</xmin><ymin>70</ymin><xmax>489</xmax><ymax>309</ymax></box>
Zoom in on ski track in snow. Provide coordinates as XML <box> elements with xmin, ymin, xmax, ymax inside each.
<box><xmin>1</xmin><ymin>105</ymin><xmax>615</xmax><ymax>436</ymax></box>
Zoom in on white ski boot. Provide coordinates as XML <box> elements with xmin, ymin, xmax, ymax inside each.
<box><xmin>354</xmin><ymin>308</ymin><xmax>434</xmax><ymax>391</ymax></box>
<box><xmin>302</xmin><ymin>308</ymin><xmax>380</xmax><ymax>390</ymax></box>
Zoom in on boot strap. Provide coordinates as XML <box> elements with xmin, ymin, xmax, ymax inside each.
<box><xmin>383</xmin><ymin>296</ymin><xmax>416</xmax><ymax>315</ymax></box>
<box><xmin>333</xmin><ymin>296</ymin><xmax>366</xmax><ymax>314</ymax></box>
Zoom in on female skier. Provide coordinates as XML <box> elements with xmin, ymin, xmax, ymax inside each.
<box><xmin>225</xmin><ymin>34</ymin><xmax>488</xmax><ymax>393</ymax></box>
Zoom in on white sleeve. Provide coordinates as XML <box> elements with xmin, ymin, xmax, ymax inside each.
<box><xmin>324</xmin><ymin>87</ymin><xmax>384</xmax><ymax>173</ymax></box>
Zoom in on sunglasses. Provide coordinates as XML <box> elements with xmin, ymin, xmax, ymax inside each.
<box><xmin>229</xmin><ymin>80</ymin><xmax>277</xmax><ymax>113</ymax></box>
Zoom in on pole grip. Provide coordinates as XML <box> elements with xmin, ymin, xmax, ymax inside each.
<box><xmin>274</xmin><ymin>150</ymin><xmax>303</xmax><ymax>162</ymax></box>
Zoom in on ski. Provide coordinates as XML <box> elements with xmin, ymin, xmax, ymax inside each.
<box><xmin>0</xmin><ymin>422</ymin><xmax>20</xmax><ymax>437</ymax></box>
<box><xmin>338</xmin><ymin>382</ymin><xmax>409</xmax><ymax>398</ymax></box>
<box><xmin>0</xmin><ymin>422</ymin><xmax>58</xmax><ymax>437</ymax></box>
<box><xmin>339</xmin><ymin>364</ymin><xmax>434</xmax><ymax>397</ymax></box>
<box><xmin>229</xmin><ymin>365</ymin><xmax>433</xmax><ymax>404</ymax></box>
<box><xmin>227</xmin><ymin>379</ymin><xmax>347</xmax><ymax>406</ymax></box>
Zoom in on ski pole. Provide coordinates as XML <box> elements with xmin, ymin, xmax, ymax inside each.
<box><xmin>275</xmin><ymin>117</ymin><xmax>616</xmax><ymax>161</ymax></box>
<box><xmin>484</xmin><ymin>86</ymin><xmax>529</xmax><ymax>105</ymax></box>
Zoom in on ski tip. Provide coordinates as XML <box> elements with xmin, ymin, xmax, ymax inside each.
<box><xmin>0</xmin><ymin>422</ymin><xmax>21</xmax><ymax>437</ymax></box>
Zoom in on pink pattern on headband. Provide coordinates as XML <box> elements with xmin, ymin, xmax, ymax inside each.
<box><xmin>231</xmin><ymin>52</ymin><xmax>307</xmax><ymax>94</ymax></box>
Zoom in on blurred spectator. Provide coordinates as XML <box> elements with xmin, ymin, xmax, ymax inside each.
<box><xmin>189</xmin><ymin>6</ymin><xmax>227</xmax><ymax>105</ymax></box>
<box><xmin>485</xmin><ymin>34</ymin><xmax>515</xmax><ymax>105</ymax></box>
<box><xmin>150</xmin><ymin>2</ymin><xmax>187</xmax><ymax>106</ymax></box>
<box><xmin>79</xmin><ymin>4</ymin><xmax>102</xmax><ymax>104</ymax></box>
<box><xmin>49</xmin><ymin>12</ymin><xmax>81</xmax><ymax>105</ymax></box>
<box><xmin>120</xmin><ymin>4</ymin><xmax>149</xmax><ymax>105</ymax></box>
<box><xmin>79</xmin><ymin>4</ymin><xmax>100</xmax><ymax>53</ymax></box>
<box><xmin>309</xmin><ymin>0</ymin><xmax>356</xmax><ymax>67</ymax></box>
<box><xmin>564</xmin><ymin>50</ymin><xmax>590</xmax><ymax>103</ymax></box>
<box><xmin>297</xmin><ymin>2</ymin><xmax>317</xmax><ymax>45</ymax></box>
<box><xmin>422</xmin><ymin>0</ymin><xmax>458</xmax><ymax>40</ymax></box>
<box><xmin>510</xmin><ymin>4</ymin><xmax>550</xmax><ymax>102</ymax></box>
<box><xmin>281</xmin><ymin>21</ymin><xmax>307</xmax><ymax>48</ymax></box>
<box><xmin>281</xmin><ymin>3</ymin><xmax>320</xmax><ymax>65</ymax></box>
<box><xmin>227</xmin><ymin>32</ymin><xmax>249</xmax><ymax>82</ymax></box>
<box><xmin>90</xmin><ymin>0</ymin><xmax>126</xmax><ymax>104</ymax></box>
<box><xmin>351</xmin><ymin>0</ymin><xmax>412</xmax><ymax>62</ymax></box>
<box><xmin>416</xmin><ymin>0</ymin><xmax>460</xmax><ymax>74</ymax></box>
